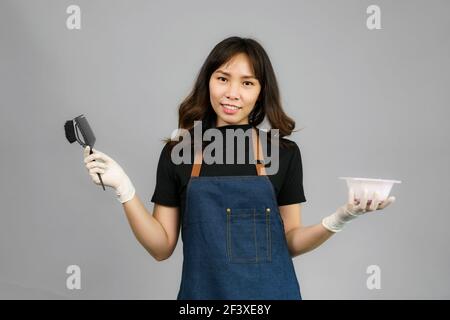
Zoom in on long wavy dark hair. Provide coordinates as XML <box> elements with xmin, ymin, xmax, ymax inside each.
<box><xmin>163</xmin><ymin>36</ymin><xmax>302</xmax><ymax>150</ymax></box>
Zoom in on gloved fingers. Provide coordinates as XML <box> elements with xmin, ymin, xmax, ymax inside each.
<box><xmin>346</xmin><ymin>188</ymin><xmax>360</xmax><ymax>213</ymax></box>
<box><xmin>92</xmin><ymin>148</ymin><xmax>114</xmax><ymax>164</ymax></box>
<box><xmin>84</xmin><ymin>149</ymin><xmax>111</xmax><ymax>165</ymax></box>
<box><xmin>347</xmin><ymin>188</ymin><xmax>359</xmax><ymax>207</ymax></box>
<box><xmin>85</xmin><ymin>161</ymin><xmax>107</xmax><ymax>170</ymax></box>
<box><xmin>91</xmin><ymin>147</ymin><xmax>112</xmax><ymax>160</ymax></box>
<box><xmin>89</xmin><ymin>171</ymin><xmax>102</xmax><ymax>184</ymax></box>
<box><xmin>83</xmin><ymin>146</ymin><xmax>90</xmax><ymax>158</ymax></box>
<box><xmin>348</xmin><ymin>188</ymin><xmax>355</xmax><ymax>205</ymax></box>
<box><xmin>377</xmin><ymin>196</ymin><xmax>396</xmax><ymax>210</ymax></box>
<box><xmin>368</xmin><ymin>191</ymin><xmax>380</xmax><ymax>211</ymax></box>
<box><xmin>359</xmin><ymin>188</ymin><xmax>369</xmax><ymax>212</ymax></box>
<box><xmin>89</xmin><ymin>167</ymin><xmax>105</xmax><ymax>175</ymax></box>
<box><xmin>83</xmin><ymin>145</ymin><xmax>103</xmax><ymax>159</ymax></box>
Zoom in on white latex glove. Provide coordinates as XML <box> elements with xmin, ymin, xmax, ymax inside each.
<box><xmin>321</xmin><ymin>188</ymin><xmax>396</xmax><ymax>232</ymax></box>
<box><xmin>83</xmin><ymin>146</ymin><xmax>136</xmax><ymax>204</ymax></box>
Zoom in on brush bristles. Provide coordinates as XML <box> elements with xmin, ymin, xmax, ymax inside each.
<box><xmin>64</xmin><ymin>120</ymin><xmax>76</xmax><ymax>143</ymax></box>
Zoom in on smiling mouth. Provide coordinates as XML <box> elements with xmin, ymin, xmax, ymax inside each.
<box><xmin>221</xmin><ymin>103</ymin><xmax>242</xmax><ymax>110</ymax></box>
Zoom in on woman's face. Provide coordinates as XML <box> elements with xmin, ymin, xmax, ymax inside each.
<box><xmin>209</xmin><ymin>53</ymin><xmax>261</xmax><ymax>127</ymax></box>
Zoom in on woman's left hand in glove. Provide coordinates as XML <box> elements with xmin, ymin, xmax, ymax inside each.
<box><xmin>321</xmin><ymin>188</ymin><xmax>396</xmax><ymax>232</ymax></box>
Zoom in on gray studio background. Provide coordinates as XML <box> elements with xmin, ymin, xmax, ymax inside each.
<box><xmin>1</xmin><ymin>0</ymin><xmax>449</xmax><ymax>299</ymax></box>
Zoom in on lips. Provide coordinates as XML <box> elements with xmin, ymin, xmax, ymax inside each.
<box><xmin>221</xmin><ymin>103</ymin><xmax>241</xmax><ymax>108</ymax></box>
<box><xmin>221</xmin><ymin>103</ymin><xmax>241</xmax><ymax>115</ymax></box>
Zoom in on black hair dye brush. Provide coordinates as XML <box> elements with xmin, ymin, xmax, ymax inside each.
<box><xmin>64</xmin><ymin>114</ymin><xmax>105</xmax><ymax>190</ymax></box>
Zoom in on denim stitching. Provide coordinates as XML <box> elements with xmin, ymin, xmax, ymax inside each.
<box><xmin>266</xmin><ymin>208</ymin><xmax>269</xmax><ymax>260</ymax></box>
<box><xmin>254</xmin><ymin>208</ymin><xmax>258</xmax><ymax>263</ymax></box>
<box><xmin>183</xmin><ymin>179</ymin><xmax>194</xmax><ymax>228</ymax></box>
<box><xmin>268</xmin><ymin>210</ymin><xmax>272</xmax><ymax>261</ymax></box>
<box><xmin>227</xmin><ymin>208</ymin><xmax>231</xmax><ymax>261</ymax></box>
<box><xmin>225</xmin><ymin>207</ymin><xmax>275</xmax><ymax>264</ymax></box>
<box><xmin>228</xmin><ymin>208</ymin><xmax>260</xmax><ymax>263</ymax></box>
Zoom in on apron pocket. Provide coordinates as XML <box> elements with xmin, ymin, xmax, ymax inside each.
<box><xmin>226</xmin><ymin>208</ymin><xmax>272</xmax><ymax>263</ymax></box>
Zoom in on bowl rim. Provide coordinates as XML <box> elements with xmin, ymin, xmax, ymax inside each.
<box><xmin>339</xmin><ymin>177</ymin><xmax>402</xmax><ymax>184</ymax></box>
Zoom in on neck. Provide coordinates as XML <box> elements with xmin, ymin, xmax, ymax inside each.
<box><xmin>215</xmin><ymin>119</ymin><xmax>249</xmax><ymax>127</ymax></box>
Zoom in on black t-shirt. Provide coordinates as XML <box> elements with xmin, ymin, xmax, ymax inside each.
<box><xmin>150</xmin><ymin>124</ymin><xmax>306</xmax><ymax>218</ymax></box>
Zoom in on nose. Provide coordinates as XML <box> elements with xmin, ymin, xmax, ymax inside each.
<box><xmin>225</xmin><ymin>82</ymin><xmax>240</xmax><ymax>100</ymax></box>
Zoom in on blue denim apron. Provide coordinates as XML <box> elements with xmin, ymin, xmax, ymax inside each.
<box><xmin>177</xmin><ymin>128</ymin><xmax>302</xmax><ymax>300</ymax></box>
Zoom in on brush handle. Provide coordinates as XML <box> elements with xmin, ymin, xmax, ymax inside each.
<box><xmin>89</xmin><ymin>146</ymin><xmax>106</xmax><ymax>191</ymax></box>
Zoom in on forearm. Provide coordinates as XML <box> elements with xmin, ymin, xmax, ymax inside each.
<box><xmin>122</xmin><ymin>194</ymin><xmax>170</xmax><ymax>261</ymax></box>
<box><xmin>286</xmin><ymin>223</ymin><xmax>335</xmax><ymax>257</ymax></box>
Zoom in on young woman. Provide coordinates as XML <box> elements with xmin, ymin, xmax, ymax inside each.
<box><xmin>83</xmin><ymin>36</ymin><xmax>396</xmax><ymax>300</ymax></box>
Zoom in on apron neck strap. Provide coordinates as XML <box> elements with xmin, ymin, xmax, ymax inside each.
<box><xmin>190</xmin><ymin>127</ymin><xmax>266</xmax><ymax>177</ymax></box>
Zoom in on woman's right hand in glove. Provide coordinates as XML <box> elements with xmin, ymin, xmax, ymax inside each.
<box><xmin>83</xmin><ymin>146</ymin><xmax>136</xmax><ymax>203</ymax></box>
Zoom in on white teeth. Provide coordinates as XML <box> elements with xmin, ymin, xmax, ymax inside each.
<box><xmin>222</xmin><ymin>104</ymin><xmax>239</xmax><ymax>110</ymax></box>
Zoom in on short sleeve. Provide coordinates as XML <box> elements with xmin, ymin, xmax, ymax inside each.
<box><xmin>277</xmin><ymin>143</ymin><xmax>307</xmax><ymax>205</ymax></box>
<box><xmin>150</xmin><ymin>143</ymin><xmax>180</xmax><ymax>207</ymax></box>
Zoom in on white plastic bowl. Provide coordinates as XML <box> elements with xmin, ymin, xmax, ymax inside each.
<box><xmin>339</xmin><ymin>177</ymin><xmax>401</xmax><ymax>202</ymax></box>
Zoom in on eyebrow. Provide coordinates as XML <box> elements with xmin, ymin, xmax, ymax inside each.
<box><xmin>215</xmin><ymin>70</ymin><xmax>257</xmax><ymax>80</ymax></box>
